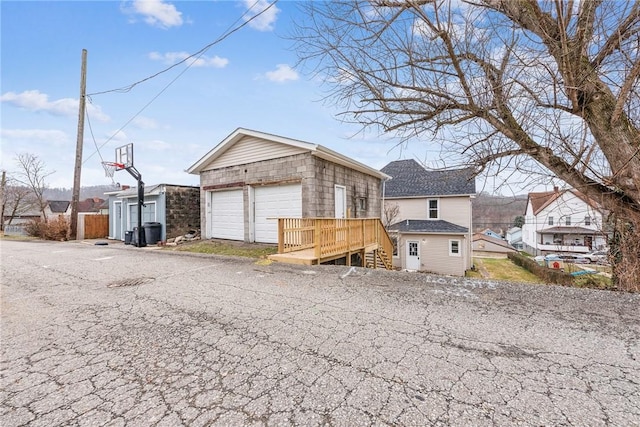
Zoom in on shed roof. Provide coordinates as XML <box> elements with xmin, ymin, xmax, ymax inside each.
<box><xmin>388</xmin><ymin>219</ymin><xmax>469</xmax><ymax>234</ymax></box>
<box><xmin>472</xmin><ymin>233</ymin><xmax>516</xmax><ymax>251</ymax></box>
<box><xmin>381</xmin><ymin>159</ymin><xmax>475</xmax><ymax>198</ymax></box>
<box><xmin>47</xmin><ymin>200</ymin><xmax>70</xmax><ymax>213</ymax></box>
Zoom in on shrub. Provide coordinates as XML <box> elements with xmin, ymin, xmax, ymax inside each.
<box><xmin>507</xmin><ymin>252</ymin><xmax>574</xmax><ymax>285</ymax></box>
<box><xmin>24</xmin><ymin>217</ymin><xmax>69</xmax><ymax>241</ymax></box>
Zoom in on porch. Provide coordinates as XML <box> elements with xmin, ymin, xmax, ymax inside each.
<box><xmin>268</xmin><ymin>218</ymin><xmax>393</xmax><ymax>269</ymax></box>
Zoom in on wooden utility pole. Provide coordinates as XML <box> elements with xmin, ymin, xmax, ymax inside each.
<box><xmin>70</xmin><ymin>49</ymin><xmax>87</xmax><ymax>240</ymax></box>
<box><xmin>0</xmin><ymin>170</ymin><xmax>6</xmax><ymax>232</ymax></box>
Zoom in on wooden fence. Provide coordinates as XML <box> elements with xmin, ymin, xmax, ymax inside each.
<box><xmin>82</xmin><ymin>214</ymin><xmax>109</xmax><ymax>239</ymax></box>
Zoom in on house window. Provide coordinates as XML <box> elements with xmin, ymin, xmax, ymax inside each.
<box><xmin>449</xmin><ymin>239</ymin><xmax>461</xmax><ymax>256</ymax></box>
<box><xmin>357</xmin><ymin>197</ymin><xmax>367</xmax><ymax>211</ymax></box>
<box><xmin>427</xmin><ymin>199</ymin><xmax>439</xmax><ymax>219</ymax></box>
<box><xmin>565</xmin><ymin>216</ymin><xmax>571</xmax><ymax>226</ymax></box>
<box><xmin>585</xmin><ymin>216</ymin><xmax>591</xmax><ymax>226</ymax></box>
<box><xmin>548</xmin><ymin>216</ymin><xmax>554</xmax><ymax>226</ymax></box>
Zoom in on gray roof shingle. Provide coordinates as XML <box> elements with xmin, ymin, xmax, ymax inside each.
<box><xmin>47</xmin><ymin>200</ymin><xmax>70</xmax><ymax>213</ymax></box>
<box><xmin>388</xmin><ymin>219</ymin><xmax>469</xmax><ymax>234</ymax></box>
<box><xmin>381</xmin><ymin>159</ymin><xmax>476</xmax><ymax>197</ymax></box>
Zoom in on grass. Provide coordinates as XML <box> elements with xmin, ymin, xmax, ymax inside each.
<box><xmin>473</xmin><ymin>257</ymin><xmax>541</xmax><ymax>283</ymax></box>
<box><xmin>170</xmin><ymin>239</ymin><xmax>278</xmax><ymax>259</ymax></box>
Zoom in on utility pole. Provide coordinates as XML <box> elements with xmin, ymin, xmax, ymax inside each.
<box><xmin>70</xmin><ymin>49</ymin><xmax>87</xmax><ymax>240</ymax></box>
<box><xmin>0</xmin><ymin>170</ymin><xmax>6</xmax><ymax>232</ymax></box>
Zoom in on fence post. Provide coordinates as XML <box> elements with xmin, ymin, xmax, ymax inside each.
<box><xmin>314</xmin><ymin>220</ymin><xmax>321</xmax><ymax>259</ymax></box>
<box><xmin>278</xmin><ymin>218</ymin><xmax>284</xmax><ymax>254</ymax></box>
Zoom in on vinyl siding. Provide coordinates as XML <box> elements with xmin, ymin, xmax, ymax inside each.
<box><xmin>387</xmin><ymin>196</ymin><xmax>471</xmax><ymax>228</ymax></box>
<box><xmin>399</xmin><ymin>234</ymin><xmax>467</xmax><ymax>276</ymax></box>
<box><xmin>201</xmin><ymin>136</ymin><xmax>307</xmax><ymax>170</ymax></box>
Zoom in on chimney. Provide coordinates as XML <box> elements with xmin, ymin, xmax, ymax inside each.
<box><xmin>553</xmin><ymin>186</ymin><xmax>559</xmax><ymax>192</ymax></box>
<box><xmin>122</xmin><ymin>185</ymin><xmax>130</xmax><ymax>190</ymax></box>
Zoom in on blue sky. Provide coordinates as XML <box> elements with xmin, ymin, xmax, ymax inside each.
<box><xmin>2</xmin><ymin>0</ymin><xmax>413</xmax><ymax>190</ymax></box>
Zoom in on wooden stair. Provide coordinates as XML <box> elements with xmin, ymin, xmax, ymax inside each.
<box><xmin>364</xmin><ymin>247</ymin><xmax>393</xmax><ymax>270</ymax></box>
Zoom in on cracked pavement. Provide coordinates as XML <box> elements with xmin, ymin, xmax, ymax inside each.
<box><xmin>1</xmin><ymin>240</ymin><xmax>639</xmax><ymax>426</ymax></box>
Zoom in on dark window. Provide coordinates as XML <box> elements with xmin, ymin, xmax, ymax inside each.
<box><xmin>428</xmin><ymin>199</ymin><xmax>438</xmax><ymax>219</ymax></box>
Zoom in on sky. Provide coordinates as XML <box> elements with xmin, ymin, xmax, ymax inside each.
<box><xmin>2</xmin><ymin>0</ymin><xmax>418</xmax><ymax>191</ymax></box>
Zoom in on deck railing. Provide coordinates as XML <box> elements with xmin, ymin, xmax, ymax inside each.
<box><xmin>277</xmin><ymin>217</ymin><xmax>393</xmax><ymax>265</ymax></box>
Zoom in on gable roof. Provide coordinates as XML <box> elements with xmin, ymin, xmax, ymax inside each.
<box><xmin>388</xmin><ymin>219</ymin><xmax>468</xmax><ymax>234</ymax></box>
<box><xmin>187</xmin><ymin>128</ymin><xmax>389</xmax><ymax>180</ymax></box>
<box><xmin>77</xmin><ymin>197</ymin><xmax>105</xmax><ymax>213</ymax></box>
<box><xmin>381</xmin><ymin>159</ymin><xmax>476</xmax><ymax>198</ymax></box>
<box><xmin>47</xmin><ymin>200</ymin><xmax>70</xmax><ymax>213</ymax></box>
<box><xmin>472</xmin><ymin>233</ymin><xmax>516</xmax><ymax>251</ymax></box>
<box><xmin>527</xmin><ymin>189</ymin><xmax>601</xmax><ymax>216</ymax></box>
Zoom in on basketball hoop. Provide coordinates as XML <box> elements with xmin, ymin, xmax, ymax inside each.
<box><xmin>102</xmin><ymin>161</ymin><xmax>124</xmax><ymax>178</ymax></box>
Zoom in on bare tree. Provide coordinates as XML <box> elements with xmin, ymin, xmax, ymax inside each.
<box><xmin>293</xmin><ymin>0</ymin><xmax>640</xmax><ymax>290</ymax></box>
<box><xmin>383</xmin><ymin>202</ymin><xmax>400</xmax><ymax>228</ymax></box>
<box><xmin>14</xmin><ymin>153</ymin><xmax>54</xmax><ymax>221</ymax></box>
<box><xmin>2</xmin><ymin>183</ymin><xmax>38</xmax><ymax>226</ymax></box>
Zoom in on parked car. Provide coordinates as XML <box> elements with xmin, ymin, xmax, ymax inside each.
<box><xmin>558</xmin><ymin>254</ymin><xmax>590</xmax><ymax>264</ymax></box>
<box><xmin>585</xmin><ymin>250</ymin><xmax>608</xmax><ymax>263</ymax></box>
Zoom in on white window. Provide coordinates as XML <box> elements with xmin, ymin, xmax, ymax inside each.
<box><xmin>449</xmin><ymin>239</ymin><xmax>461</xmax><ymax>257</ymax></box>
<box><xmin>427</xmin><ymin>199</ymin><xmax>439</xmax><ymax>219</ymax></box>
<box><xmin>548</xmin><ymin>216</ymin><xmax>554</xmax><ymax>225</ymax></box>
<box><xmin>585</xmin><ymin>216</ymin><xmax>591</xmax><ymax>226</ymax></box>
<box><xmin>565</xmin><ymin>216</ymin><xmax>571</xmax><ymax>226</ymax></box>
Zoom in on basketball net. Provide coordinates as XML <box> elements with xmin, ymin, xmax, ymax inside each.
<box><xmin>102</xmin><ymin>162</ymin><xmax>124</xmax><ymax>178</ymax></box>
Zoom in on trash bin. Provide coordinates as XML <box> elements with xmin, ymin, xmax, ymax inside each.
<box><xmin>143</xmin><ymin>222</ymin><xmax>162</xmax><ymax>245</ymax></box>
<box><xmin>124</xmin><ymin>231</ymin><xmax>133</xmax><ymax>245</ymax></box>
<box><xmin>132</xmin><ymin>226</ymin><xmax>146</xmax><ymax>247</ymax></box>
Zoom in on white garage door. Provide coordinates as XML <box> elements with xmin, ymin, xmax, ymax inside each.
<box><xmin>254</xmin><ymin>184</ymin><xmax>302</xmax><ymax>243</ymax></box>
<box><xmin>210</xmin><ymin>189</ymin><xmax>244</xmax><ymax>240</ymax></box>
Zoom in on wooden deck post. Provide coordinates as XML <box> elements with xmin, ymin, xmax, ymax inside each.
<box><xmin>314</xmin><ymin>220</ymin><xmax>321</xmax><ymax>259</ymax></box>
<box><xmin>278</xmin><ymin>218</ymin><xmax>284</xmax><ymax>253</ymax></box>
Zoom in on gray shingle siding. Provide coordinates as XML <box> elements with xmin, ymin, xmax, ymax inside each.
<box><xmin>381</xmin><ymin>159</ymin><xmax>476</xmax><ymax>197</ymax></box>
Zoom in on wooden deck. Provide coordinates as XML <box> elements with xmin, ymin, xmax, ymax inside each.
<box><xmin>268</xmin><ymin>218</ymin><xmax>393</xmax><ymax>269</ymax></box>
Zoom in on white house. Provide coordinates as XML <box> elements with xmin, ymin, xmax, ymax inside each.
<box><xmin>381</xmin><ymin>160</ymin><xmax>476</xmax><ymax>276</ymax></box>
<box><xmin>521</xmin><ymin>188</ymin><xmax>609</xmax><ymax>255</ymax></box>
<box><xmin>506</xmin><ymin>226</ymin><xmax>523</xmax><ymax>250</ymax></box>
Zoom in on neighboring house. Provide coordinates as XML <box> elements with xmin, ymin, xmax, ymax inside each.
<box><xmin>44</xmin><ymin>200</ymin><xmax>71</xmax><ymax>218</ymax></box>
<box><xmin>506</xmin><ymin>226</ymin><xmax>523</xmax><ymax>250</ymax></box>
<box><xmin>187</xmin><ymin>128</ymin><xmax>387</xmax><ymax>244</ymax></box>
<box><xmin>481</xmin><ymin>228</ymin><xmax>503</xmax><ymax>240</ymax></box>
<box><xmin>473</xmin><ymin>233</ymin><xmax>517</xmax><ymax>258</ymax></box>
<box><xmin>381</xmin><ymin>159</ymin><xmax>476</xmax><ymax>276</ymax></box>
<box><xmin>77</xmin><ymin>197</ymin><xmax>105</xmax><ymax>213</ymax></box>
<box><xmin>106</xmin><ymin>184</ymin><xmax>200</xmax><ymax>242</ymax></box>
<box><xmin>521</xmin><ymin>187</ymin><xmax>609</xmax><ymax>255</ymax></box>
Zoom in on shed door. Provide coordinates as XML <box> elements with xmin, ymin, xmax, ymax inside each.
<box><xmin>254</xmin><ymin>184</ymin><xmax>302</xmax><ymax>243</ymax></box>
<box><xmin>210</xmin><ymin>189</ymin><xmax>244</xmax><ymax>240</ymax></box>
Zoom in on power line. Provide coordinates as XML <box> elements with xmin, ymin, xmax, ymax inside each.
<box><xmin>87</xmin><ymin>0</ymin><xmax>276</xmax><ymax>97</ymax></box>
<box><xmin>83</xmin><ymin>0</ymin><xmax>278</xmax><ymax>164</ymax></box>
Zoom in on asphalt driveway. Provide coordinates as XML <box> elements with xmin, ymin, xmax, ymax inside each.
<box><xmin>1</xmin><ymin>239</ymin><xmax>639</xmax><ymax>426</ymax></box>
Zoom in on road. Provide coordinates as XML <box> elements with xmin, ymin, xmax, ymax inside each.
<box><xmin>1</xmin><ymin>239</ymin><xmax>639</xmax><ymax>426</ymax></box>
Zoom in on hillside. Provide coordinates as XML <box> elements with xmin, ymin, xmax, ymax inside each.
<box><xmin>43</xmin><ymin>185</ymin><xmax>119</xmax><ymax>201</ymax></box>
<box><xmin>472</xmin><ymin>192</ymin><xmax>527</xmax><ymax>234</ymax></box>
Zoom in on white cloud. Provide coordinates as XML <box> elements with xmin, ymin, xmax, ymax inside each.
<box><xmin>264</xmin><ymin>64</ymin><xmax>299</xmax><ymax>83</ymax></box>
<box><xmin>132</xmin><ymin>116</ymin><xmax>159</xmax><ymax>130</ymax></box>
<box><xmin>242</xmin><ymin>0</ymin><xmax>279</xmax><ymax>32</ymax></box>
<box><xmin>1</xmin><ymin>90</ymin><xmax>110</xmax><ymax>122</ymax></box>
<box><xmin>128</xmin><ymin>0</ymin><xmax>183</xmax><ymax>29</ymax></box>
<box><xmin>1</xmin><ymin>128</ymin><xmax>69</xmax><ymax>144</ymax></box>
<box><xmin>148</xmin><ymin>51</ymin><xmax>229</xmax><ymax>68</ymax></box>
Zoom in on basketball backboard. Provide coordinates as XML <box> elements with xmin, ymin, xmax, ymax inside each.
<box><xmin>115</xmin><ymin>143</ymin><xmax>133</xmax><ymax>169</ymax></box>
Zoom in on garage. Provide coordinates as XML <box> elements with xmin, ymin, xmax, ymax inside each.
<box><xmin>254</xmin><ymin>184</ymin><xmax>302</xmax><ymax>243</ymax></box>
<box><xmin>209</xmin><ymin>189</ymin><xmax>244</xmax><ymax>240</ymax></box>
